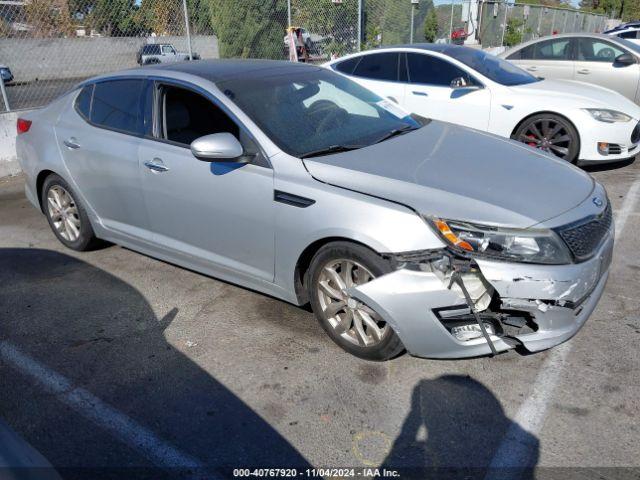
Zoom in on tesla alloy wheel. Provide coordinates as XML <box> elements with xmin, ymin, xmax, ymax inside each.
<box><xmin>308</xmin><ymin>242</ymin><xmax>404</xmax><ymax>361</ymax></box>
<box><xmin>513</xmin><ymin>113</ymin><xmax>579</xmax><ymax>163</ymax></box>
<box><xmin>42</xmin><ymin>174</ymin><xmax>99</xmax><ymax>251</ymax></box>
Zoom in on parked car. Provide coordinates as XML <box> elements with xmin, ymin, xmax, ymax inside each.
<box><xmin>326</xmin><ymin>44</ymin><xmax>640</xmax><ymax>164</ymax></box>
<box><xmin>136</xmin><ymin>43</ymin><xmax>199</xmax><ymax>65</ymax></box>
<box><xmin>16</xmin><ymin>60</ymin><xmax>613</xmax><ymax>360</ymax></box>
<box><xmin>0</xmin><ymin>64</ymin><xmax>14</xmax><ymax>84</ymax></box>
<box><xmin>500</xmin><ymin>33</ymin><xmax>640</xmax><ymax>105</ymax></box>
<box><xmin>604</xmin><ymin>21</ymin><xmax>640</xmax><ymax>45</ymax></box>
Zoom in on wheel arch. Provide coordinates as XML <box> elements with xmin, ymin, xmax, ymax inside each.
<box><xmin>510</xmin><ymin>110</ymin><xmax>582</xmax><ymax>158</ymax></box>
<box><xmin>35</xmin><ymin>169</ymin><xmax>59</xmax><ymax>213</ymax></box>
<box><xmin>293</xmin><ymin>236</ymin><xmax>388</xmax><ymax>305</ymax></box>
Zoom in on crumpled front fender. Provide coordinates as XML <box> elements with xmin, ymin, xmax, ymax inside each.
<box><xmin>349</xmin><ymin>269</ymin><xmax>513</xmax><ymax>359</ymax></box>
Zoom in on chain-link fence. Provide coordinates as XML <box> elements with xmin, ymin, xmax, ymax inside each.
<box><xmin>0</xmin><ymin>0</ymin><xmax>614</xmax><ymax>113</ymax></box>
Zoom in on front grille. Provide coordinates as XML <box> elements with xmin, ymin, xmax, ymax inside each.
<box><xmin>632</xmin><ymin>122</ymin><xmax>640</xmax><ymax>144</ymax></box>
<box><xmin>555</xmin><ymin>203</ymin><xmax>612</xmax><ymax>261</ymax></box>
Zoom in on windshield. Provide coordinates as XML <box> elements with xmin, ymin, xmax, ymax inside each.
<box><xmin>446</xmin><ymin>48</ymin><xmax>540</xmax><ymax>86</ymax></box>
<box><xmin>615</xmin><ymin>36</ymin><xmax>640</xmax><ymax>55</ymax></box>
<box><xmin>217</xmin><ymin>68</ymin><xmax>421</xmax><ymax>158</ymax></box>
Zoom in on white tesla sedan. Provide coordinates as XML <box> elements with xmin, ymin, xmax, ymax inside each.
<box><xmin>325</xmin><ymin>44</ymin><xmax>640</xmax><ymax>164</ymax></box>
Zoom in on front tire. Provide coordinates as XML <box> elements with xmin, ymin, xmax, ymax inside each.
<box><xmin>307</xmin><ymin>241</ymin><xmax>405</xmax><ymax>361</ymax></box>
<box><xmin>42</xmin><ymin>174</ymin><xmax>99</xmax><ymax>251</ymax></box>
<box><xmin>513</xmin><ymin>113</ymin><xmax>580</xmax><ymax>163</ymax></box>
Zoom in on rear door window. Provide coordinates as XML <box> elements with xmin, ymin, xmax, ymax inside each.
<box><xmin>90</xmin><ymin>79</ymin><xmax>145</xmax><ymax>135</ymax></box>
<box><xmin>334</xmin><ymin>56</ymin><xmax>361</xmax><ymax>75</ymax></box>
<box><xmin>352</xmin><ymin>52</ymin><xmax>400</xmax><ymax>82</ymax></box>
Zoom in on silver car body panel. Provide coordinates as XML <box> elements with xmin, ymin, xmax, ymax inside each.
<box><xmin>15</xmin><ymin>60</ymin><xmax>613</xmax><ymax>358</ymax></box>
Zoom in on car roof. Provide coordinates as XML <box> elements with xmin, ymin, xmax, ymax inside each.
<box><xmin>143</xmin><ymin>59</ymin><xmax>318</xmax><ymax>82</ymax></box>
<box><xmin>500</xmin><ymin>32</ymin><xmax>631</xmax><ymax>55</ymax></box>
<box><xmin>351</xmin><ymin>43</ymin><xmax>479</xmax><ymax>57</ymax></box>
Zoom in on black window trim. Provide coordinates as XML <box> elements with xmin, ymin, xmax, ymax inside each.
<box><xmin>145</xmin><ymin>77</ymin><xmax>272</xmax><ymax>169</ymax></box>
<box><xmin>73</xmin><ymin>76</ymin><xmax>147</xmax><ymax>138</ymax></box>
<box><xmin>405</xmin><ymin>51</ymin><xmax>484</xmax><ymax>88</ymax></box>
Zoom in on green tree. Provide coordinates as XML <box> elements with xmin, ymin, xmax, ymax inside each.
<box><xmin>25</xmin><ymin>0</ymin><xmax>73</xmax><ymax>37</ymax></box>
<box><xmin>207</xmin><ymin>0</ymin><xmax>287</xmax><ymax>59</ymax></box>
<box><xmin>503</xmin><ymin>17</ymin><xmax>532</xmax><ymax>46</ymax></box>
<box><xmin>423</xmin><ymin>8</ymin><xmax>438</xmax><ymax>42</ymax></box>
<box><xmin>84</xmin><ymin>0</ymin><xmax>140</xmax><ymax>36</ymax></box>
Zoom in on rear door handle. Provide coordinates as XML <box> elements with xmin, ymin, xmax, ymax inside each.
<box><xmin>412</xmin><ymin>91</ymin><xmax>428</xmax><ymax>96</ymax></box>
<box><xmin>144</xmin><ymin>159</ymin><xmax>169</xmax><ymax>173</ymax></box>
<box><xmin>526</xmin><ymin>66</ymin><xmax>538</xmax><ymax>72</ymax></box>
<box><xmin>63</xmin><ymin>138</ymin><xmax>80</xmax><ymax>149</ymax></box>
<box><xmin>577</xmin><ymin>69</ymin><xmax>590</xmax><ymax>74</ymax></box>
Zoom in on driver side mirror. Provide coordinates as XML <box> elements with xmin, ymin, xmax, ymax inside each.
<box><xmin>190</xmin><ymin>133</ymin><xmax>245</xmax><ymax>162</ymax></box>
<box><xmin>614</xmin><ymin>53</ymin><xmax>636</xmax><ymax>66</ymax></box>
<box><xmin>450</xmin><ymin>76</ymin><xmax>481</xmax><ymax>90</ymax></box>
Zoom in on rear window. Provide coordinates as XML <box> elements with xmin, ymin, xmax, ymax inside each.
<box><xmin>142</xmin><ymin>45</ymin><xmax>160</xmax><ymax>55</ymax></box>
<box><xmin>91</xmin><ymin>79</ymin><xmax>145</xmax><ymax>135</ymax></box>
<box><xmin>334</xmin><ymin>57</ymin><xmax>361</xmax><ymax>75</ymax></box>
<box><xmin>352</xmin><ymin>52</ymin><xmax>400</xmax><ymax>82</ymax></box>
<box><xmin>74</xmin><ymin>84</ymin><xmax>93</xmax><ymax>120</ymax></box>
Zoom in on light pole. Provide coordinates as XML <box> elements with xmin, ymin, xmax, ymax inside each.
<box><xmin>182</xmin><ymin>0</ymin><xmax>193</xmax><ymax>60</ymax></box>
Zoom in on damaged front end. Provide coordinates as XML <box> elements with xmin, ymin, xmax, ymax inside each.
<box><xmin>349</xmin><ymin>227</ymin><xmax>614</xmax><ymax>359</ymax></box>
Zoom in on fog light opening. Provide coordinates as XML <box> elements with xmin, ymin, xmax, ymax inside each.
<box><xmin>451</xmin><ymin>322</ymin><xmax>495</xmax><ymax>342</ymax></box>
<box><xmin>598</xmin><ymin>142</ymin><xmax>609</xmax><ymax>155</ymax></box>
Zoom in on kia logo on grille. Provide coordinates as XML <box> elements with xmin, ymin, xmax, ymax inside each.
<box><xmin>592</xmin><ymin>197</ymin><xmax>603</xmax><ymax>207</ymax></box>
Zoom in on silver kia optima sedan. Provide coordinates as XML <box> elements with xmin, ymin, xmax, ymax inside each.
<box><xmin>16</xmin><ymin>60</ymin><xmax>614</xmax><ymax>360</ymax></box>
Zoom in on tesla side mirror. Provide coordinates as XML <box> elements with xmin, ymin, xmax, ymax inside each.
<box><xmin>450</xmin><ymin>77</ymin><xmax>481</xmax><ymax>90</ymax></box>
<box><xmin>190</xmin><ymin>133</ymin><xmax>244</xmax><ymax>162</ymax></box>
<box><xmin>614</xmin><ymin>53</ymin><xmax>636</xmax><ymax>66</ymax></box>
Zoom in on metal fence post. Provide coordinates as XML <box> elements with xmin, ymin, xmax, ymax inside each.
<box><xmin>357</xmin><ymin>0</ymin><xmax>362</xmax><ymax>51</ymax></box>
<box><xmin>0</xmin><ymin>76</ymin><xmax>9</xmax><ymax>113</ymax></box>
<box><xmin>288</xmin><ymin>0</ymin><xmax>292</xmax><ymax>26</ymax></box>
<box><xmin>550</xmin><ymin>8</ymin><xmax>556</xmax><ymax>35</ymax></box>
<box><xmin>182</xmin><ymin>0</ymin><xmax>193</xmax><ymax>60</ymax></box>
<box><xmin>449</xmin><ymin>0</ymin><xmax>455</xmax><ymax>43</ymax></box>
<box><xmin>410</xmin><ymin>1</ymin><xmax>415</xmax><ymax>43</ymax></box>
<box><xmin>500</xmin><ymin>2</ymin><xmax>508</xmax><ymax>46</ymax></box>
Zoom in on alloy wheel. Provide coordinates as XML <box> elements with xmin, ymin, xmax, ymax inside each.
<box><xmin>47</xmin><ymin>185</ymin><xmax>81</xmax><ymax>242</ymax></box>
<box><xmin>518</xmin><ymin>118</ymin><xmax>573</xmax><ymax>160</ymax></box>
<box><xmin>316</xmin><ymin>260</ymin><xmax>387</xmax><ymax>347</ymax></box>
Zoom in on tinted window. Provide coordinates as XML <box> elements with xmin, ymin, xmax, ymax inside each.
<box><xmin>75</xmin><ymin>84</ymin><xmax>93</xmax><ymax>120</ymax></box>
<box><xmin>618</xmin><ymin>30</ymin><xmax>639</xmax><ymax>39</ymax></box>
<box><xmin>352</xmin><ymin>53</ymin><xmax>400</xmax><ymax>81</ymax></box>
<box><xmin>91</xmin><ymin>79</ymin><xmax>144</xmax><ymax>135</ymax></box>
<box><xmin>577</xmin><ymin>38</ymin><xmax>625</xmax><ymax>62</ymax></box>
<box><xmin>446</xmin><ymin>48</ymin><xmax>539</xmax><ymax>86</ymax></box>
<box><xmin>407</xmin><ymin>53</ymin><xmax>471</xmax><ymax>86</ymax></box>
<box><xmin>334</xmin><ymin>56</ymin><xmax>361</xmax><ymax>75</ymax></box>
<box><xmin>535</xmin><ymin>38</ymin><xmax>572</xmax><ymax>60</ymax></box>
<box><xmin>142</xmin><ymin>45</ymin><xmax>159</xmax><ymax>55</ymax></box>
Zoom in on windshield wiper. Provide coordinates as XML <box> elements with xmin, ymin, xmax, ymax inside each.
<box><xmin>373</xmin><ymin>125</ymin><xmax>419</xmax><ymax>145</ymax></box>
<box><xmin>300</xmin><ymin>144</ymin><xmax>365</xmax><ymax>159</ymax></box>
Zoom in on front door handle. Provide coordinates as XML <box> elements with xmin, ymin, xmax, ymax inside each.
<box><xmin>412</xmin><ymin>91</ymin><xmax>428</xmax><ymax>96</ymax></box>
<box><xmin>144</xmin><ymin>159</ymin><xmax>169</xmax><ymax>173</ymax></box>
<box><xmin>63</xmin><ymin>138</ymin><xmax>80</xmax><ymax>149</ymax></box>
<box><xmin>577</xmin><ymin>69</ymin><xmax>590</xmax><ymax>74</ymax></box>
<box><xmin>525</xmin><ymin>66</ymin><xmax>538</xmax><ymax>71</ymax></box>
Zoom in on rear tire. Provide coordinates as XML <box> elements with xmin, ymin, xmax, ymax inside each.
<box><xmin>512</xmin><ymin>113</ymin><xmax>580</xmax><ymax>163</ymax></box>
<box><xmin>41</xmin><ymin>174</ymin><xmax>100</xmax><ymax>251</ymax></box>
<box><xmin>307</xmin><ymin>241</ymin><xmax>405</xmax><ymax>361</ymax></box>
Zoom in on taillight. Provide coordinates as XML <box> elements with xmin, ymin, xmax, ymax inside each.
<box><xmin>17</xmin><ymin>118</ymin><xmax>32</xmax><ymax>134</ymax></box>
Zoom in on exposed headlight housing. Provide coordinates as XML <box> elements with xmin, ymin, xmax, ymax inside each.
<box><xmin>428</xmin><ymin>218</ymin><xmax>572</xmax><ymax>265</ymax></box>
<box><xmin>584</xmin><ymin>109</ymin><xmax>632</xmax><ymax>123</ymax></box>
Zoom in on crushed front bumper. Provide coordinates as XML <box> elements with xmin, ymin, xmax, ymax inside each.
<box><xmin>350</xmin><ymin>232</ymin><xmax>613</xmax><ymax>359</ymax></box>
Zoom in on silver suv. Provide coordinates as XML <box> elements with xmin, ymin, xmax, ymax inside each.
<box><xmin>136</xmin><ymin>44</ymin><xmax>199</xmax><ymax>65</ymax></box>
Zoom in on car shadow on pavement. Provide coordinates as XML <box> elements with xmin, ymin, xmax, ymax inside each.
<box><xmin>381</xmin><ymin>375</ymin><xmax>539</xmax><ymax>479</ymax></box>
<box><xmin>0</xmin><ymin>248</ymin><xmax>310</xmax><ymax>480</ymax></box>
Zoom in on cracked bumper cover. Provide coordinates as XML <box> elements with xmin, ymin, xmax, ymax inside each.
<box><xmin>351</xmin><ymin>231</ymin><xmax>613</xmax><ymax>359</ymax></box>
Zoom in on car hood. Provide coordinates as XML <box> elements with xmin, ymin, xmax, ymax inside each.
<box><xmin>303</xmin><ymin>121</ymin><xmax>595</xmax><ymax>229</ymax></box>
<box><xmin>510</xmin><ymin>79</ymin><xmax>640</xmax><ymax>117</ymax></box>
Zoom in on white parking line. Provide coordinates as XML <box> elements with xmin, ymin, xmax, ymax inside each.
<box><xmin>489</xmin><ymin>176</ymin><xmax>640</xmax><ymax>471</ymax></box>
<box><xmin>0</xmin><ymin>341</ymin><xmax>211</xmax><ymax>479</ymax></box>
